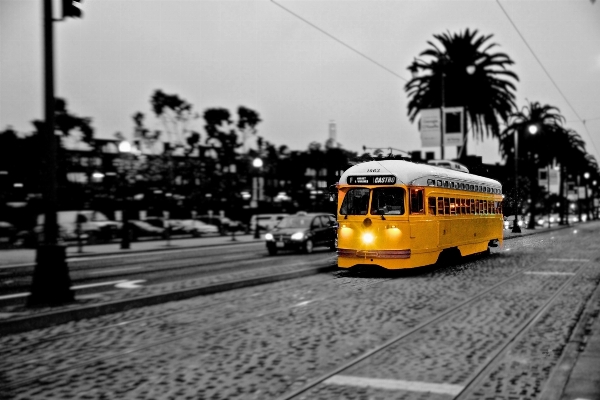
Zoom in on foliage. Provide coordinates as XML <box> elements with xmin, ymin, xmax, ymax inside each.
<box><xmin>405</xmin><ymin>29</ymin><xmax>519</xmax><ymax>151</ymax></box>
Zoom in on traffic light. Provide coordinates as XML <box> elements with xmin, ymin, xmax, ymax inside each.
<box><xmin>62</xmin><ymin>0</ymin><xmax>83</xmax><ymax>18</ymax></box>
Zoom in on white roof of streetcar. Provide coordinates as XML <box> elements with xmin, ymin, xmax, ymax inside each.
<box><xmin>339</xmin><ymin>160</ymin><xmax>502</xmax><ymax>193</ymax></box>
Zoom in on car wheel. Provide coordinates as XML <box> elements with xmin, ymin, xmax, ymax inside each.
<box><xmin>267</xmin><ymin>246</ymin><xmax>277</xmax><ymax>256</ymax></box>
<box><xmin>304</xmin><ymin>239</ymin><xmax>314</xmax><ymax>254</ymax></box>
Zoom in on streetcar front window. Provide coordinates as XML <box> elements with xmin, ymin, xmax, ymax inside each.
<box><xmin>370</xmin><ymin>187</ymin><xmax>406</xmax><ymax>215</ymax></box>
<box><xmin>340</xmin><ymin>188</ymin><xmax>370</xmax><ymax>215</ymax></box>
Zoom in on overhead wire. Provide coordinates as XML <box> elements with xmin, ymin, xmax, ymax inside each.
<box><xmin>270</xmin><ymin>0</ymin><xmax>408</xmax><ymax>82</ymax></box>
<box><xmin>495</xmin><ymin>0</ymin><xmax>600</xmax><ymax>160</ymax></box>
<box><xmin>271</xmin><ymin>0</ymin><xmax>599</xmax><ymax>162</ymax></box>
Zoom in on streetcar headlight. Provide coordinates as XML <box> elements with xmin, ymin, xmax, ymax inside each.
<box><xmin>265</xmin><ymin>233</ymin><xmax>274</xmax><ymax>241</ymax></box>
<box><xmin>362</xmin><ymin>232</ymin><xmax>374</xmax><ymax>244</ymax></box>
<box><xmin>291</xmin><ymin>232</ymin><xmax>304</xmax><ymax>241</ymax></box>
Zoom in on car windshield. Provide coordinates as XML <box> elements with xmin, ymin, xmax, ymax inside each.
<box><xmin>276</xmin><ymin>216</ymin><xmax>311</xmax><ymax>229</ymax></box>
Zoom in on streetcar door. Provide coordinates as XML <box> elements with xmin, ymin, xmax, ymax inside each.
<box><xmin>409</xmin><ymin>188</ymin><xmax>434</xmax><ymax>250</ymax></box>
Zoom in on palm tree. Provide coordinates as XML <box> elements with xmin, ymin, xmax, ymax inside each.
<box><xmin>552</xmin><ymin>128</ymin><xmax>588</xmax><ymax>224</ymax></box>
<box><xmin>406</xmin><ymin>29</ymin><xmax>519</xmax><ymax>159</ymax></box>
<box><xmin>498</xmin><ymin>101</ymin><xmax>565</xmax><ymax>228</ymax></box>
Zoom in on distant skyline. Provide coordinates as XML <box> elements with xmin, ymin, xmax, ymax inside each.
<box><xmin>1</xmin><ymin>0</ymin><xmax>599</xmax><ymax>165</ymax></box>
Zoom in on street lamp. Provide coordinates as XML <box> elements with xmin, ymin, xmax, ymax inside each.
<box><xmin>583</xmin><ymin>172</ymin><xmax>590</xmax><ymax>221</ymax></box>
<box><xmin>119</xmin><ymin>140</ymin><xmax>133</xmax><ymax>249</ymax></box>
<box><xmin>409</xmin><ymin>59</ymin><xmax>475</xmax><ymax>161</ymax></box>
<box><xmin>409</xmin><ymin>58</ymin><xmax>447</xmax><ymax>160</ymax></box>
<box><xmin>593</xmin><ymin>180</ymin><xmax>598</xmax><ymax>220</ymax></box>
<box><xmin>512</xmin><ymin>124</ymin><xmax>538</xmax><ymax>233</ymax></box>
<box><xmin>252</xmin><ymin>157</ymin><xmax>263</xmax><ymax>239</ymax></box>
<box><xmin>28</xmin><ymin>0</ymin><xmax>75</xmax><ymax>306</ymax></box>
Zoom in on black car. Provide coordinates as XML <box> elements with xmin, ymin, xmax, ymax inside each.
<box><xmin>264</xmin><ymin>212</ymin><xmax>337</xmax><ymax>255</ymax></box>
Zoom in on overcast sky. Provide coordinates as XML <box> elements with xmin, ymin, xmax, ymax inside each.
<box><xmin>1</xmin><ymin>0</ymin><xmax>599</xmax><ymax>165</ymax></box>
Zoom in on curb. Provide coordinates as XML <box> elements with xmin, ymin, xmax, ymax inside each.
<box><xmin>539</xmin><ymin>275</ymin><xmax>600</xmax><ymax>400</ymax></box>
<box><xmin>67</xmin><ymin>237</ymin><xmax>261</xmax><ymax>259</ymax></box>
<box><xmin>1</xmin><ymin>237</ymin><xmax>263</xmax><ymax>269</ymax></box>
<box><xmin>0</xmin><ymin>263</ymin><xmax>337</xmax><ymax>336</ymax></box>
<box><xmin>502</xmin><ymin>223</ymin><xmax>572</xmax><ymax>241</ymax></box>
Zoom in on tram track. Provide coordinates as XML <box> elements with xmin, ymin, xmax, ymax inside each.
<box><xmin>270</xmin><ymin>256</ymin><xmax>577</xmax><ymax>399</ymax></box>
<box><xmin>0</xmin><ymin>252</ymin><xmax>572</xmax><ymax>395</ymax></box>
<box><xmin>0</xmin><ymin>267</ymin><xmax>391</xmax><ymax>391</ymax></box>
<box><xmin>2</xmin><ymin>226</ymin><xmax>597</xmax><ymax>399</ymax></box>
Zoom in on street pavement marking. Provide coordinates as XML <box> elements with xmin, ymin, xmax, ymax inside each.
<box><xmin>548</xmin><ymin>258</ymin><xmax>590</xmax><ymax>262</ymax></box>
<box><xmin>88</xmin><ymin>266</ymin><xmax>143</xmax><ymax>275</ymax></box>
<box><xmin>0</xmin><ymin>292</ymin><xmax>29</xmax><ymax>300</ymax></box>
<box><xmin>0</xmin><ymin>279</ymin><xmax>141</xmax><ymax>300</ymax></box>
<box><xmin>524</xmin><ymin>271</ymin><xmax>576</xmax><ymax>276</ymax></box>
<box><xmin>324</xmin><ymin>375</ymin><xmax>464</xmax><ymax>395</ymax></box>
<box><xmin>115</xmin><ymin>280</ymin><xmax>146</xmax><ymax>289</ymax></box>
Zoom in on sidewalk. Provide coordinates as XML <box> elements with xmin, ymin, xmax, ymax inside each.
<box><xmin>0</xmin><ymin>232</ymin><xmax>259</xmax><ymax>267</ymax></box>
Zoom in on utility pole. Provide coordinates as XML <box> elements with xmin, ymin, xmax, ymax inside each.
<box><xmin>28</xmin><ymin>0</ymin><xmax>75</xmax><ymax>306</ymax></box>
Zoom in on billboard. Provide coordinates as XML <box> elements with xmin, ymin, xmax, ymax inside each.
<box><xmin>419</xmin><ymin>108</ymin><xmax>441</xmax><ymax>147</ymax></box>
<box><xmin>419</xmin><ymin>107</ymin><xmax>464</xmax><ymax>147</ymax></box>
<box><xmin>443</xmin><ymin>107</ymin><xmax>464</xmax><ymax>146</ymax></box>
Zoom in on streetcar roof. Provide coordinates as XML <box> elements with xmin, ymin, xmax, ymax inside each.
<box><xmin>339</xmin><ymin>160</ymin><xmax>502</xmax><ymax>192</ymax></box>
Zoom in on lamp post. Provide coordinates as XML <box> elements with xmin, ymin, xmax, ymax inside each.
<box><xmin>28</xmin><ymin>0</ymin><xmax>75</xmax><ymax>306</ymax></box>
<box><xmin>409</xmin><ymin>59</ymin><xmax>475</xmax><ymax>161</ymax></box>
<box><xmin>118</xmin><ymin>140</ymin><xmax>132</xmax><ymax>249</ymax></box>
<box><xmin>512</xmin><ymin>124</ymin><xmax>538</xmax><ymax>233</ymax></box>
<box><xmin>593</xmin><ymin>180</ymin><xmax>598</xmax><ymax>220</ymax></box>
<box><xmin>252</xmin><ymin>157</ymin><xmax>263</xmax><ymax>239</ymax></box>
<box><xmin>583</xmin><ymin>172</ymin><xmax>590</xmax><ymax>221</ymax></box>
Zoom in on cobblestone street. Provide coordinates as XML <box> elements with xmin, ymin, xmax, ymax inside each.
<box><xmin>1</xmin><ymin>224</ymin><xmax>599</xmax><ymax>399</ymax></box>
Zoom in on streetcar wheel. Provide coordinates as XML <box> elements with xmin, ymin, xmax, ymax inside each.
<box><xmin>304</xmin><ymin>239</ymin><xmax>314</xmax><ymax>254</ymax></box>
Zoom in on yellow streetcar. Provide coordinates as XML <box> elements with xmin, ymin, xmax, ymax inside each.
<box><xmin>336</xmin><ymin>160</ymin><xmax>503</xmax><ymax>269</ymax></box>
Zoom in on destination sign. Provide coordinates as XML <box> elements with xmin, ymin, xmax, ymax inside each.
<box><xmin>347</xmin><ymin>175</ymin><xmax>396</xmax><ymax>185</ymax></box>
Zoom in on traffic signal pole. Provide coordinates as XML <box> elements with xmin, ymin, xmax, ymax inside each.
<box><xmin>28</xmin><ymin>0</ymin><xmax>74</xmax><ymax>306</ymax></box>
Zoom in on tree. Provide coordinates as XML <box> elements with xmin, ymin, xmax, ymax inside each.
<box><xmin>405</xmin><ymin>29</ymin><xmax>519</xmax><ymax>158</ymax></box>
<box><xmin>498</xmin><ymin>101</ymin><xmax>565</xmax><ymax>228</ymax></box>
<box><xmin>201</xmin><ymin>106</ymin><xmax>262</xmax><ymax>215</ymax></box>
<box><xmin>150</xmin><ymin>89</ymin><xmax>200</xmax><ymax>148</ymax></box>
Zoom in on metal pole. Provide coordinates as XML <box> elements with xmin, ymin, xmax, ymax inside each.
<box><xmin>254</xmin><ymin>175</ymin><xmax>260</xmax><ymax>239</ymax></box>
<box><xmin>512</xmin><ymin>130</ymin><xmax>521</xmax><ymax>233</ymax></box>
<box><xmin>440</xmin><ymin>72</ymin><xmax>445</xmax><ymax>160</ymax></box>
<box><xmin>28</xmin><ymin>0</ymin><xmax>74</xmax><ymax>306</ymax></box>
<box><xmin>547</xmin><ymin>165</ymin><xmax>551</xmax><ymax>228</ymax></box>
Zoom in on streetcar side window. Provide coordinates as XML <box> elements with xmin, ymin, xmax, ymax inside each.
<box><xmin>371</xmin><ymin>187</ymin><xmax>406</xmax><ymax>215</ymax></box>
<box><xmin>437</xmin><ymin>197</ymin><xmax>445</xmax><ymax>215</ymax></box>
<box><xmin>340</xmin><ymin>188</ymin><xmax>370</xmax><ymax>215</ymax></box>
<box><xmin>444</xmin><ymin>197</ymin><xmax>450</xmax><ymax>214</ymax></box>
<box><xmin>428</xmin><ymin>197</ymin><xmax>436</xmax><ymax>215</ymax></box>
<box><xmin>410</xmin><ymin>189</ymin><xmax>425</xmax><ymax>215</ymax></box>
